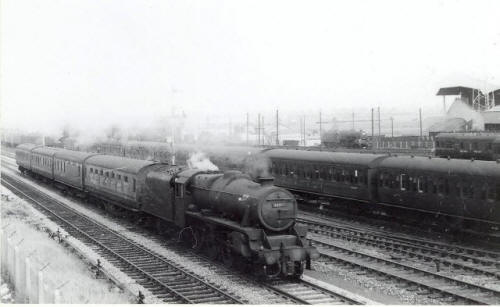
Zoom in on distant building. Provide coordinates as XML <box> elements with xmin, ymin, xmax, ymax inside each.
<box><xmin>482</xmin><ymin>106</ymin><xmax>500</xmax><ymax>131</ymax></box>
<box><xmin>437</xmin><ymin>86</ymin><xmax>498</xmax><ymax>111</ymax></box>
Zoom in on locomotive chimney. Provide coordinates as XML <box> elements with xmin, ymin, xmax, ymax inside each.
<box><xmin>256</xmin><ymin>176</ymin><xmax>274</xmax><ymax>186</ymax></box>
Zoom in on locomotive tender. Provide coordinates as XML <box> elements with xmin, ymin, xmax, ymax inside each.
<box><xmin>15</xmin><ymin>144</ymin><xmax>318</xmax><ymax>278</ymax></box>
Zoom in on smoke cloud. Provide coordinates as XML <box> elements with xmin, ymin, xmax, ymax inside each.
<box><xmin>187</xmin><ymin>152</ymin><xmax>219</xmax><ymax>171</ymax></box>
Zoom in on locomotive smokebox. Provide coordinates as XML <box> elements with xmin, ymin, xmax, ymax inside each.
<box><xmin>189</xmin><ymin>170</ymin><xmax>296</xmax><ymax>232</ymax></box>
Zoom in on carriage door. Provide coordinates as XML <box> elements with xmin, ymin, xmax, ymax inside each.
<box><xmin>367</xmin><ymin>167</ymin><xmax>378</xmax><ymax>202</ymax></box>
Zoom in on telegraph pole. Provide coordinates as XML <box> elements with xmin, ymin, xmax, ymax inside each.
<box><xmin>276</xmin><ymin>109</ymin><xmax>279</xmax><ymax>145</ymax></box>
<box><xmin>262</xmin><ymin>115</ymin><xmax>265</xmax><ymax>145</ymax></box>
<box><xmin>303</xmin><ymin>115</ymin><xmax>306</xmax><ymax>146</ymax></box>
<box><xmin>371</xmin><ymin>108</ymin><xmax>374</xmax><ymax>140</ymax></box>
<box><xmin>246</xmin><ymin>112</ymin><xmax>249</xmax><ymax>145</ymax></box>
<box><xmin>391</xmin><ymin>117</ymin><xmax>394</xmax><ymax>138</ymax></box>
<box><xmin>319</xmin><ymin>111</ymin><xmax>322</xmax><ymax>149</ymax></box>
<box><xmin>378</xmin><ymin>107</ymin><xmax>381</xmax><ymax>138</ymax></box>
<box><xmin>419</xmin><ymin>108</ymin><xmax>423</xmax><ymax>138</ymax></box>
<box><xmin>257</xmin><ymin>113</ymin><xmax>261</xmax><ymax>145</ymax></box>
<box><xmin>300</xmin><ymin>115</ymin><xmax>305</xmax><ymax>146</ymax></box>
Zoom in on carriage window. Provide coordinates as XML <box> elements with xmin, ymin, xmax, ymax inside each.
<box><xmin>343</xmin><ymin>170</ymin><xmax>349</xmax><ymax>183</ymax></box>
<box><xmin>111</xmin><ymin>172</ymin><xmax>115</xmax><ymax>178</ymax></box>
<box><xmin>400</xmin><ymin>174</ymin><xmax>409</xmax><ymax>191</ymax></box>
<box><xmin>437</xmin><ymin>178</ymin><xmax>446</xmax><ymax>194</ymax></box>
<box><xmin>489</xmin><ymin>187</ymin><xmax>497</xmax><ymax>201</ymax></box>
<box><xmin>328</xmin><ymin>167</ymin><xmax>334</xmax><ymax>181</ymax></box>
<box><xmin>298</xmin><ymin>165</ymin><xmax>304</xmax><ymax>178</ymax></box>
<box><xmin>90</xmin><ymin>168</ymin><xmax>93</xmax><ymax>173</ymax></box>
<box><xmin>124</xmin><ymin>176</ymin><xmax>128</xmax><ymax>182</ymax></box>
<box><xmin>455</xmin><ymin>182</ymin><xmax>462</xmax><ymax>198</ymax></box>
<box><xmin>410</xmin><ymin>176</ymin><xmax>417</xmax><ymax>191</ymax></box>
<box><xmin>463</xmin><ymin>184</ymin><xmax>474</xmax><ymax>199</ymax></box>
<box><xmin>100</xmin><ymin>169</ymin><xmax>103</xmax><ymax>175</ymax></box>
<box><xmin>105</xmin><ymin>172</ymin><xmax>109</xmax><ymax>177</ymax></box>
<box><xmin>305</xmin><ymin>166</ymin><xmax>312</xmax><ymax>179</ymax></box>
<box><xmin>481</xmin><ymin>184</ymin><xmax>488</xmax><ymax>200</ymax></box>
<box><xmin>133</xmin><ymin>178</ymin><xmax>136</xmax><ymax>192</ymax></box>
<box><xmin>117</xmin><ymin>174</ymin><xmax>121</xmax><ymax>180</ymax></box>
<box><xmin>417</xmin><ymin>176</ymin><xmax>424</xmax><ymax>193</ymax></box>
<box><xmin>314</xmin><ymin>166</ymin><xmax>320</xmax><ymax>179</ymax></box>
<box><xmin>336</xmin><ymin>170</ymin><xmax>343</xmax><ymax>182</ymax></box>
<box><xmin>431</xmin><ymin>180</ymin><xmax>437</xmax><ymax>194</ymax></box>
<box><xmin>352</xmin><ymin>170</ymin><xmax>359</xmax><ymax>184</ymax></box>
<box><xmin>78</xmin><ymin>166</ymin><xmax>81</xmax><ymax>176</ymax></box>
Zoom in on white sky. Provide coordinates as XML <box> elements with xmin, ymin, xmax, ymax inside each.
<box><xmin>1</xmin><ymin>0</ymin><xmax>499</xmax><ymax>135</ymax></box>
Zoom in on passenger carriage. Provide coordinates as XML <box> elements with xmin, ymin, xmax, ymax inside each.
<box><xmin>264</xmin><ymin>149</ymin><xmax>387</xmax><ymax>203</ymax></box>
<box><xmin>53</xmin><ymin>150</ymin><xmax>98</xmax><ymax>190</ymax></box>
<box><xmin>83</xmin><ymin>155</ymin><xmax>159</xmax><ymax>210</ymax></box>
<box><xmin>15</xmin><ymin>143</ymin><xmax>41</xmax><ymax>172</ymax></box>
<box><xmin>376</xmin><ymin>156</ymin><xmax>500</xmax><ymax>224</ymax></box>
<box><xmin>30</xmin><ymin>147</ymin><xmax>60</xmax><ymax>179</ymax></box>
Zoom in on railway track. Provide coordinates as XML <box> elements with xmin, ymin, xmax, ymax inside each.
<box><xmin>299</xmin><ymin>215</ymin><xmax>500</xmax><ymax>273</ymax></box>
<box><xmin>264</xmin><ymin>279</ymin><xmax>363</xmax><ymax>305</ymax></box>
<box><xmin>147</xmin><ymin>237</ymin><xmax>365</xmax><ymax>305</ymax></box>
<box><xmin>1</xmin><ymin>172</ymin><xmax>244</xmax><ymax>304</ymax></box>
<box><xmin>0</xmin><ymin>160</ymin><xmax>369</xmax><ymax>305</ymax></box>
<box><xmin>299</xmin><ymin>216</ymin><xmax>500</xmax><ymax>304</ymax></box>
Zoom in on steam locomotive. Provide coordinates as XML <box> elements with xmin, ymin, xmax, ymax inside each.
<box><xmin>15</xmin><ymin>144</ymin><xmax>318</xmax><ymax>278</ymax></box>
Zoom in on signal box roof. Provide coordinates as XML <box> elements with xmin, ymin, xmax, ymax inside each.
<box><xmin>436</xmin><ymin>86</ymin><xmax>478</xmax><ymax>96</ymax></box>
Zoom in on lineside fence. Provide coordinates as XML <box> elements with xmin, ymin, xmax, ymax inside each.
<box><xmin>1</xmin><ymin>229</ymin><xmax>69</xmax><ymax>303</ymax></box>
